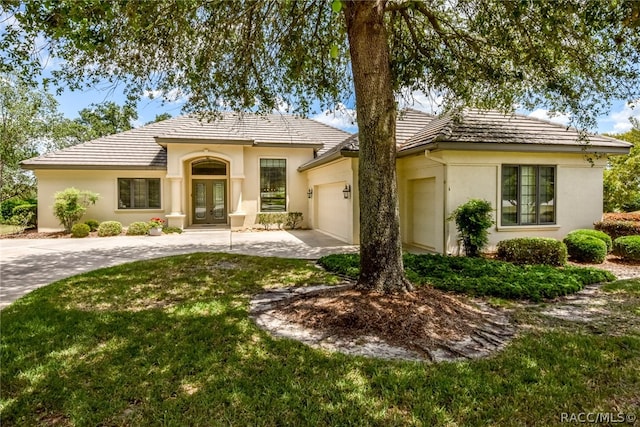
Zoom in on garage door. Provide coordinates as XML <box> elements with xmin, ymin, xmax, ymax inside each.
<box><xmin>316</xmin><ymin>182</ymin><xmax>350</xmax><ymax>242</ymax></box>
<box><xmin>410</xmin><ymin>178</ymin><xmax>436</xmax><ymax>249</ymax></box>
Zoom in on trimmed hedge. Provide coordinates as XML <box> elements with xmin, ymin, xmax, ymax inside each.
<box><xmin>602</xmin><ymin>213</ymin><xmax>640</xmax><ymax>222</ymax></box>
<box><xmin>126</xmin><ymin>221</ymin><xmax>151</xmax><ymax>236</ymax></box>
<box><xmin>71</xmin><ymin>223</ymin><xmax>90</xmax><ymax>238</ymax></box>
<box><xmin>496</xmin><ymin>237</ymin><xmax>567</xmax><ymax>266</ymax></box>
<box><xmin>594</xmin><ymin>220</ymin><xmax>640</xmax><ymax>240</ymax></box>
<box><xmin>566</xmin><ymin>229</ymin><xmax>612</xmax><ymax>252</ymax></box>
<box><xmin>318</xmin><ymin>253</ymin><xmax>614</xmax><ymax>301</ymax></box>
<box><xmin>97</xmin><ymin>221</ymin><xmax>123</xmax><ymax>237</ymax></box>
<box><xmin>563</xmin><ymin>234</ymin><xmax>607</xmax><ymax>264</ymax></box>
<box><xmin>612</xmin><ymin>236</ymin><xmax>640</xmax><ymax>261</ymax></box>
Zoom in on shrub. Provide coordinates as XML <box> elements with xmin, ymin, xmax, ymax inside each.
<box><xmin>318</xmin><ymin>253</ymin><xmax>615</xmax><ymax>301</ymax></box>
<box><xmin>84</xmin><ymin>219</ymin><xmax>100</xmax><ymax>232</ymax></box>
<box><xmin>1</xmin><ymin>198</ymin><xmax>36</xmax><ymax>221</ymax></box>
<box><xmin>256</xmin><ymin>213</ymin><xmax>282</xmax><ymax>230</ymax></box>
<box><xmin>602</xmin><ymin>213</ymin><xmax>640</xmax><ymax>222</ymax></box>
<box><xmin>612</xmin><ymin>236</ymin><xmax>640</xmax><ymax>261</ymax></box>
<box><xmin>563</xmin><ymin>234</ymin><xmax>607</xmax><ymax>264</ymax></box>
<box><xmin>126</xmin><ymin>221</ymin><xmax>151</xmax><ymax>236</ymax></box>
<box><xmin>594</xmin><ymin>220</ymin><xmax>640</xmax><ymax>240</ymax></box>
<box><xmin>9</xmin><ymin>203</ymin><xmax>37</xmax><ymax>228</ymax></box>
<box><xmin>52</xmin><ymin>188</ymin><xmax>100</xmax><ymax>232</ymax></box>
<box><xmin>71</xmin><ymin>223</ymin><xmax>90</xmax><ymax>238</ymax></box>
<box><xmin>286</xmin><ymin>212</ymin><xmax>304</xmax><ymax>229</ymax></box>
<box><xmin>496</xmin><ymin>237</ymin><xmax>567</xmax><ymax>266</ymax></box>
<box><xmin>97</xmin><ymin>221</ymin><xmax>123</xmax><ymax>237</ymax></box>
<box><xmin>163</xmin><ymin>226</ymin><xmax>183</xmax><ymax>234</ymax></box>
<box><xmin>566</xmin><ymin>229</ymin><xmax>612</xmax><ymax>252</ymax></box>
<box><xmin>448</xmin><ymin>199</ymin><xmax>494</xmax><ymax>257</ymax></box>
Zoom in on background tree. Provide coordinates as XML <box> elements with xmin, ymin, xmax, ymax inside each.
<box><xmin>61</xmin><ymin>101</ymin><xmax>137</xmax><ymax>142</ymax></box>
<box><xmin>0</xmin><ymin>74</ymin><xmax>62</xmax><ymax>202</ymax></box>
<box><xmin>145</xmin><ymin>113</ymin><xmax>173</xmax><ymax>125</ymax></box>
<box><xmin>604</xmin><ymin>119</ymin><xmax>640</xmax><ymax>212</ymax></box>
<box><xmin>3</xmin><ymin>0</ymin><xmax>639</xmax><ymax>292</ymax></box>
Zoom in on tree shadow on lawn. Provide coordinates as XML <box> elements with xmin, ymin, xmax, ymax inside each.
<box><xmin>1</xmin><ymin>254</ymin><xmax>639</xmax><ymax>426</ymax></box>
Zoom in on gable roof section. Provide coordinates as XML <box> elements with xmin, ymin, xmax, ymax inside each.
<box><xmin>22</xmin><ymin>113</ymin><xmax>351</xmax><ymax>170</ymax></box>
<box><xmin>298</xmin><ymin>108</ymin><xmax>433</xmax><ymax>171</ymax></box>
<box><xmin>399</xmin><ymin>109</ymin><xmax>631</xmax><ymax>155</ymax></box>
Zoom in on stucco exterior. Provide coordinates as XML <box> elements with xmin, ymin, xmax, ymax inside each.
<box><xmin>24</xmin><ymin>110</ymin><xmax>630</xmax><ymax>249</ymax></box>
<box><xmin>35</xmin><ymin>169</ymin><xmax>169</xmax><ymax>232</ymax></box>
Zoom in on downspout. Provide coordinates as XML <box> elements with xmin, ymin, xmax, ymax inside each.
<box><xmin>424</xmin><ymin>150</ymin><xmax>448</xmax><ymax>255</ymax></box>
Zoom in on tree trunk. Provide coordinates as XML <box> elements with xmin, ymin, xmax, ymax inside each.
<box><xmin>343</xmin><ymin>1</ymin><xmax>413</xmax><ymax>293</ymax></box>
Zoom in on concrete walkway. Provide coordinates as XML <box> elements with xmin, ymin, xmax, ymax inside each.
<box><xmin>0</xmin><ymin>230</ymin><xmax>357</xmax><ymax>310</ymax></box>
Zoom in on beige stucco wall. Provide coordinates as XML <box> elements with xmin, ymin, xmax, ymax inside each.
<box><xmin>441</xmin><ymin>150</ymin><xmax>606</xmax><ymax>254</ymax></box>
<box><xmin>165</xmin><ymin>143</ymin><xmax>314</xmax><ymax>229</ymax></box>
<box><xmin>35</xmin><ymin>169</ymin><xmax>169</xmax><ymax>232</ymax></box>
<box><xmin>304</xmin><ymin>157</ymin><xmax>358</xmax><ymax>243</ymax></box>
<box><xmin>397</xmin><ymin>155</ymin><xmax>446</xmax><ymax>252</ymax></box>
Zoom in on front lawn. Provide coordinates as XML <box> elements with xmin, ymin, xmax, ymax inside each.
<box><xmin>1</xmin><ymin>253</ymin><xmax>638</xmax><ymax>426</ymax></box>
<box><xmin>319</xmin><ymin>253</ymin><xmax>615</xmax><ymax>301</ymax></box>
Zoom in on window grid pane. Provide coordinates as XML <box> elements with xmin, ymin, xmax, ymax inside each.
<box><xmin>260</xmin><ymin>159</ymin><xmax>286</xmax><ymax>212</ymax></box>
<box><xmin>118</xmin><ymin>178</ymin><xmax>161</xmax><ymax>209</ymax></box>
<box><xmin>500</xmin><ymin>165</ymin><xmax>555</xmax><ymax>226</ymax></box>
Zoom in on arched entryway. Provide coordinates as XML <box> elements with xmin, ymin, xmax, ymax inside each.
<box><xmin>190</xmin><ymin>158</ymin><xmax>229</xmax><ymax>225</ymax></box>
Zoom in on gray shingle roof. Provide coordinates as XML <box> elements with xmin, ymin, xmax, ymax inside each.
<box><xmin>22</xmin><ymin>113</ymin><xmax>351</xmax><ymax>170</ymax></box>
<box><xmin>400</xmin><ymin>109</ymin><xmax>631</xmax><ymax>154</ymax></box>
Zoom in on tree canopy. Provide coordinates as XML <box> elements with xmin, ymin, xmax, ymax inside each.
<box><xmin>604</xmin><ymin>120</ymin><xmax>640</xmax><ymax>212</ymax></box>
<box><xmin>3</xmin><ymin>0</ymin><xmax>640</xmax><ymax>291</ymax></box>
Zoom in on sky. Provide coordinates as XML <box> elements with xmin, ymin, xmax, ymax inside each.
<box><xmin>53</xmin><ymin>82</ymin><xmax>639</xmax><ymax>136</ymax></box>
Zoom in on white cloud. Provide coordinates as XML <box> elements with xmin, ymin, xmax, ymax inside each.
<box><xmin>143</xmin><ymin>88</ymin><xmax>189</xmax><ymax>104</ymax></box>
<box><xmin>311</xmin><ymin>104</ymin><xmax>357</xmax><ymax>133</ymax></box>
<box><xmin>527</xmin><ymin>109</ymin><xmax>571</xmax><ymax>126</ymax></box>
<box><xmin>397</xmin><ymin>89</ymin><xmax>444</xmax><ymax>114</ymax></box>
<box><xmin>606</xmin><ymin>101</ymin><xmax>639</xmax><ymax>133</ymax></box>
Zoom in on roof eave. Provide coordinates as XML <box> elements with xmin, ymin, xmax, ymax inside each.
<box><xmin>399</xmin><ymin>141</ymin><xmax>631</xmax><ymax>155</ymax></box>
<box><xmin>21</xmin><ymin>163</ymin><xmax>167</xmax><ymax>171</ymax></box>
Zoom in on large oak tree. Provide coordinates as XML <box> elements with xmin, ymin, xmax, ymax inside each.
<box><xmin>3</xmin><ymin>0</ymin><xmax>639</xmax><ymax>292</ymax></box>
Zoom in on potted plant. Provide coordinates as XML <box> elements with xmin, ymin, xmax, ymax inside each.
<box><xmin>148</xmin><ymin>217</ymin><xmax>165</xmax><ymax>236</ymax></box>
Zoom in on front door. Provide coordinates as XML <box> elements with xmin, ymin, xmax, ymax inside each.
<box><xmin>192</xmin><ymin>179</ymin><xmax>227</xmax><ymax>224</ymax></box>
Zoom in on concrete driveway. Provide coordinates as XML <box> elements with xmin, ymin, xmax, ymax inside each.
<box><xmin>0</xmin><ymin>230</ymin><xmax>357</xmax><ymax>310</ymax></box>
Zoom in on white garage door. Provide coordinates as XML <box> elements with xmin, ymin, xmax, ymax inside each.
<box><xmin>410</xmin><ymin>178</ymin><xmax>436</xmax><ymax>249</ymax></box>
<box><xmin>316</xmin><ymin>182</ymin><xmax>350</xmax><ymax>242</ymax></box>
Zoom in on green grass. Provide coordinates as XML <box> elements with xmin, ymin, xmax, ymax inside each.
<box><xmin>0</xmin><ymin>224</ymin><xmax>23</xmax><ymax>235</ymax></box>
<box><xmin>602</xmin><ymin>278</ymin><xmax>640</xmax><ymax>294</ymax></box>
<box><xmin>318</xmin><ymin>253</ymin><xmax>615</xmax><ymax>301</ymax></box>
<box><xmin>1</xmin><ymin>253</ymin><xmax>638</xmax><ymax>426</ymax></box>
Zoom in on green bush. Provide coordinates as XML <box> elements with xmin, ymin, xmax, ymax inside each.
<box><xmin>1</xmin><ymin>198</ymin><xmax>36</xmax><ymax>221</ymax></box>
<box><xmin>448</xmin><ymin>199</ymin><xmax>494</xmax><ymax>257</ymax></box>
<box><xmin>162</xmin><ymin>226</ymin><xmax>183</xmax><ymax>234</ymax></box>
<box><xmin>256</xmin><ymin>212</ymin><xmax>287</xmax><ymax>230</ymax></box>
<box><xmin>84</xmin><ymin>219</ymin><xmax>100</xmax><ymax>232</ymax></box>
<box><xmin>612</xmin><ymin>236</ymin><xmax>640</xmax><ymax>261</ymax></box>
<box><xmin>496</xmin><ymin>237</ymin><xmax>567</xmax><ymax>266</ymax></box>
<box><xmin>9</xmin><ymin>203</ymin><xmax>37</xmax><ymax>228</ymax></box>
<box><xmin>97</xmin><ymin>221</ymin><xmax>123</xmax><ymax>237</ymax></box>
<box><xmin>563</xmin><ymin>234</ymin><xmax>607</xmax><ymax>264</ymax></box>
<box><xmin>71</xmin><ymin>223</ymin><xmax>91</xmax><ymax>238</ymax></box>
<box><xmin>126</xmin><ymin>221</ymin><xmax>151</xmax><ymax>236</ymax></box>
<box><xmin>318</xmin><ymin>253</ymin><xmax>615</xmax><ymax>301</ymax></box>
<box><xmin>566</xmin><ymin>229</ymin><xmax>612</xmax><ymax>252</ymax></box>
<box><xmin>286</xmin><ymin>212</ymin><xmax>304</xmax><ymax>229</ymax></box>
<box><xmin>52</xmin><ymin>188</ymin><xmax>100</xmax><ymax>232</ymax></box>
<box><xmin>594</xmin><ymin>220</ymin><xmax>640</xmax><ymax>240</ymax></box>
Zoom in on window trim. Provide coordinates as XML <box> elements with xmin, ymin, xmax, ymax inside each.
<box><xmin>259</xmin><ymin>157</ymin><xmax>287</xmax><ymax>213</ymax></box>
<box><xmin>500</xmin><ymin>165</ymin><xmax>556</xmax><ymax>226</ymax></box>
<box><xmin>117</xmin><ymin>178</ymin><xmax>163</xmax><ymax>210</ymax></box>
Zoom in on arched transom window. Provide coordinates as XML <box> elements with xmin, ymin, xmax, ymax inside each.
<box><xmin>192</xmin><ymin>159</ymin><xmax>227</xmax><ymax>176</ymax></box>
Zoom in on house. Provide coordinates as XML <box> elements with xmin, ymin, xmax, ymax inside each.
<box><xmin>23</xmin><ymin>109</ymin><xmax>631</xmax><ymax>254</ymax></box>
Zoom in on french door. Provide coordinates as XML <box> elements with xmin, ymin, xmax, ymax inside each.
<box><xmin>192</xmin><ymin>179</ymin><xmax>227</xmax><ymax>224</ymax></box>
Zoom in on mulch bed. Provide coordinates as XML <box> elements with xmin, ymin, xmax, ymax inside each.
<box><xmin>274</xmin><ymin>285</ymin><xmax>505</xmax><ymax>358</ymax></box>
